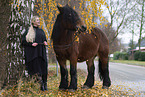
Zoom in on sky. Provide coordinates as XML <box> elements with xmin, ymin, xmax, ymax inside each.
<box><xmin>118</xmin><ymin>33</ymin><xmax>138</xmax><ymax>44</ymax></box>
<box><xmin>100</xmin><ymin>0</ymin><xmax>142</xmax><ymax>45</ymax></box>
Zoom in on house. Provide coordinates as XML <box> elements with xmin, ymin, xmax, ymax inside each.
<box><xmin>130</xmin><ymin>47</ymin><xmax>145</xmax><ymax>52</ymax></box>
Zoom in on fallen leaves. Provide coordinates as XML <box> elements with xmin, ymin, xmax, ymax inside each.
<box><xmin>1</xmin><ymin>68</ymin><xmax>143</xmax><ymax>97</ymax></box>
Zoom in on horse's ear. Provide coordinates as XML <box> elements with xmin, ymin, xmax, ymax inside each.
<box><xmin>57</xmin><ymin>5</ymin><xmax>63</xmax><ymax>13</ymax></box>
<box><xmin>66</xmin><ymin>4</ymin><xmax>69</xmax><ymax>7</ymax></box>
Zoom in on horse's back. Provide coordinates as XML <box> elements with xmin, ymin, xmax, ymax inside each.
<box><xmin>92</xmin><ymin>27</ymin><xmax>108</xmax><ymax>44</ymax></box>
<box><xmin>77</xmin><ymin>27</ymin><xmax>109</xmax><ymax>61</ymax></box>
<box><xmin>92</xmin><ymin>27</ymin><xmax>109</xmax><ymax>57</ymax></box>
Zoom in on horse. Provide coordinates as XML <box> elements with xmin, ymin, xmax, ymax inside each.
<box><xmin>51</xmin><ymin>4</ymin><xmax>111</xmax><ymax>91</ymax></box>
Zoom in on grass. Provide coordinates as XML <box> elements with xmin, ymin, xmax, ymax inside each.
<box><xmin>110</xmin><ymin>59</ymin><xmax>145</xmax><ymax>66</ymax></box>
<box><xmin>0</xmin><ymin>67</ymin><xmax>140</xmax><ymax>97</ymax></box>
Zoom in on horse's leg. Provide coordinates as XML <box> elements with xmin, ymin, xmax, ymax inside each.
<box><xmin>82</xmin><ymin>57</ymin><xmax>95</xmax><ymax>88</ymax></box>
<box><xmin>98</xmin><ymin>54</ymin><xmax>111</xmax><ymax>89</ymax></box>
<box><xmin>68</xmin><ymin>58</ymin><xmax>77</xmax><ymax>91</ymax></box>
<box><xmin>57</xmin><ymin>58</ymin><xmax>68</xmax><ymax>90</ymax></box>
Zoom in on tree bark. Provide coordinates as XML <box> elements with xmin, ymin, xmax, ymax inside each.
<box><xmin>0</xmin><ymin>0</ymin><xmax>11</xmax><ymax>89</ymax></box>
<box><xmin>138</xmin><ymin>1</ymin><xmax>144</xmax><ymax>51</ymax></box>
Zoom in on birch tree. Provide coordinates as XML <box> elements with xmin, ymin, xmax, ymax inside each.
<box><xmin>103</xmin><ymin>0</ymin><xmax>134</xmax><ymax>44</ymax></box>
<box><xmin>0</xmin><ymin>0</ymin><xmax>11</xmax><ymax>89</ymax></box>
<box><xmin>125</xmin><ymin>0</ymin><xmax>145</xmax><ymax>50</ymax></box>
<box><xmin>5</xmin><ymin>0</ymin><xmax>35</xmax><ymax>86</ymax></box>
<box><xmin>136</xmin><ymin>0</ymin><xmax>145</xmax><ymax>50</ymax></box>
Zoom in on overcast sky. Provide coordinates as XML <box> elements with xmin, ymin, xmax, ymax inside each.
<box><xmin>100</xmin><ymin>0</ymin><xmax>143</xmax><ymax>45</ymax></box>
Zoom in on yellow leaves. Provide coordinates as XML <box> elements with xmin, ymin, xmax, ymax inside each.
<box><xmin>104</xmin><ymin>24</ymin><xmax>108</xmax><ymax>28</ymax></box>
<box><xmin>73</xmin><ymin>6</ymin><xmax>75</xmax><ymax>9</ymax></box>
<box><xmin>35</xmin><ymin>0</ymin><xmax>57</xmax><ymax>45</ymax></box>
<box><xmin>75</xmin><ymin>37</ymin><xmax>79</xmax><ymax>42</ymax></box>
<box><xmin>99</xmin><ymin>0</ymin><xmax>105</xmax><ymax>5</ymax></box>
<box><xmin>107</xmin><ymin>5</ymin><xmax>109</xmax><ymax>9</ymax></box>
<box><xmin>79</xmin><ymin>0</ymin><xmax>108</xmax><ymax>30</ymax></box>
<box><xmin>34</xmin><ymin>0</ymin><xmax>109</xmax><ymax>49</ymax></box>
<box><xmin>100</xmin><ymin>23</ymin><xmax>102</xmax><ymax>26</ymax></box>
<box><xmin>1</xmin><ymin>68</ymin><xmax>139</xmax><ymax>97</ymax></box>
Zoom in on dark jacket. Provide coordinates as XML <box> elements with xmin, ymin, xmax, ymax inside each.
<box><xmin>21</xmin><ymin>26</ymin><xmax>47</xmax><ymax>63</ymax></box>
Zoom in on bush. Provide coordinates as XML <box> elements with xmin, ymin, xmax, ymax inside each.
<box><xmin>134</xmin><ymin>51</ymin><xmax>145</xmax><ymax>61</ymax></box>
<box><xmin>113</xmin><ymin>51</ymin><xmax>128</xmax><ymax>60</ymax></box>
<box><xmin>139</xmin><ymin>52</ymin><xmax>145</xmax><ymax>61</ymax></box>
<box><xmin>134</xmin><ymin>51</ymin><xmax>141</xmax><ymax>61</ymax></box>
<box><xmin>113</xmin><ymin>51</ymin><xmax>120</xmax><ymax>60</ymax></box>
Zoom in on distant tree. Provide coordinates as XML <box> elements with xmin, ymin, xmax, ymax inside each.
<box><xmin>101</xmin><ymin>22</ymin><xmax>121</xmax><ymax>54</ymax></box>
<box><xmin>123</xmin><ymin>1</ymin><xmax>145</xmax><ymax>51</ymax></box>
<box><xmin>136</xmin><ymin>1</ymin><xmax>145</xmax><ymax>51</ymax></box>
<box><xmin>135</xmin><ymin>37</ymin><xmax>145</xmax><ymax>47</ymax></box>
<box><xmin>128</xmin><ymin>39</ymin><xmax>136</xmax><ymax>50</ymax></box>
<box><xmin>103</xmin><ymin>0</ymin><xmax>134</xmax><ymax>44</ymax></box>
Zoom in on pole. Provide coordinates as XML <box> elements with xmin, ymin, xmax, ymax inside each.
<box><xmin>56</xmin><ymin>60</ymin><xmax>58</xmax><ymax>76</ymax></box>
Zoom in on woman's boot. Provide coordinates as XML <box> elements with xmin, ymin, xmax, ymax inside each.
<box><xmin>44</xmin><ymin>82</ymin><xmax>48</xmax><ymax>91</ymax></box>
<box><xmin>40</xmin><ymin>81</ymin><xmax>45</xmax><ymax>91</ymax></box>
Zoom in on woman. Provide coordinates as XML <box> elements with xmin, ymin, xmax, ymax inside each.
<box><xmin>21</xmin><ymin>16</ymin><xmax>48</xmax><ymax>91</ymax></box>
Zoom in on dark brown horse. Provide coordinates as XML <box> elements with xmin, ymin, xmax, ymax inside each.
<box><xmin>51</xmin><ymin>4</ymin><xmax>111</xmax><ymax>91</ymax></box>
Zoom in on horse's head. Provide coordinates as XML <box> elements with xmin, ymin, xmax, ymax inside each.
<box><xmin>57</xmin><ymin>4</ymin><xmax>86</xmax><ymax>32</ymax></box>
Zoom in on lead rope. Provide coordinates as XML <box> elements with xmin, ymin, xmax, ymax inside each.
<box><xmin>37</xmin><ymin>29</ymin><xmax>81</xmax><ymax>50</ymax></box>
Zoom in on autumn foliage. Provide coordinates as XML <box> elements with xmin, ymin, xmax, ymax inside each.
<box><xmin>34</xmin><ymin>0</ymin><xmax>108</xmax><ymax>44</ymax></box>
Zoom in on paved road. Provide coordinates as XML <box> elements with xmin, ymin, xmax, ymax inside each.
<box><xmin>77</xmin><ymin>61</ymin><xmax>145</xmax><ymax>95</ymax></box>
<box><xmin>50</xmin><ymin>61</ymin><xmax>145</xmax><ymax>95</ymax></box>
<box><xmin>108</xmin><ymin>62</ymin><xmax>145</xmax><ymax>91</ymax></box>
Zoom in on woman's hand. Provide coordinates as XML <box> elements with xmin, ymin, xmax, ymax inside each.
<box><xmin>44</xmin><ymin>41</ymin><xmax>48</xmax><ymax>46</ymax></box>
<box><xmin>32</xmin><ymin>43</ymin><xmax>38</xmax><ymax>47</ymax></box>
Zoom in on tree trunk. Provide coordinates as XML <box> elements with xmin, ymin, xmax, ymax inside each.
<box><xmin>138</xmin><ymin>1</ymin><xmax>144</xmax><ymax>51</ymax></box>
<box><xmin>0</xmin><ymin>0</ymin><xmax>11</xmax><ymax>89</ymax></box>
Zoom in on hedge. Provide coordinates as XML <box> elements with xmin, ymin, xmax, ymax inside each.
<box><xmin>134</xmin><ymin>51</ymin><xmax>145</xmax><ymax>61</ymax></box>
<box><xmin>113</xmin><ymin>51</ymin><xmax>128</xmax><ymax>60</ymax></box>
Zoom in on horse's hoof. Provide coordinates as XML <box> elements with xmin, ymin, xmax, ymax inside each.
<box><xmin>81</xmin><ymin>85</ymin><xmax>90</xmax><ymax>89</ymax></box>
<box><xmin>102</xmin><ymin>86</ymin><xmax>109</xmax><ymax>89</ymax></box>
<box><xmin>68</xmin><ymin>89</ymin><xmax>76</xmax><ymax>92</ymax></box>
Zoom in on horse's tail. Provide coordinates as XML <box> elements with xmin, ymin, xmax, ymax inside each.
<box><xmin>98</xmin><ymin>58</ymin><xmax>109</xmax><ymax>81</ymax></box>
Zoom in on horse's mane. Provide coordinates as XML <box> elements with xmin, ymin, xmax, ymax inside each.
<box><xmin>51</xmin><ymin>5</ymin><xmax>81</xmax><ymax>41</ymax></box>
<box><xmin>51</xmin><ymin>14</ymin><xmax>62</xmax><ymax>41</ymax></box>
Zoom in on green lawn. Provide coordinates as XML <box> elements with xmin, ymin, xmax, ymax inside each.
<box><xmin>110</xmin><ymin>60</ymin><xmax>145</xmax><ymax>66</ymax></box>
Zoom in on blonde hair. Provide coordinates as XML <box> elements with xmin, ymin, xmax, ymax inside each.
<box><xmin>26</xmin><ymin>16</ymin><xmax>39</xmax><ymax>42</ymax></box>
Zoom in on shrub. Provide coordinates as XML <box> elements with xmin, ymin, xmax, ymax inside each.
<box><xmin>138</xmin><ymin>52</ymin><xmax>145</xmax><ymax>61</ymax></box>
<box><xmin>134</xmin><ymin>51</ymin><xmax>145</xmax><ymax>61</ymax></box>
<box><xmin>113</xmin><ymin>51</ymin><xmax>120</xmax><ymax>60</ymax></box>
<box><xmin>134</xmin><ymin>51</ymin><xmax>141</xmax><ymax>61</ymax></box>
<box><xmin>113</xmin><ymin>51</ymin><xmax>128</xmax><ymax>60</ymax></box>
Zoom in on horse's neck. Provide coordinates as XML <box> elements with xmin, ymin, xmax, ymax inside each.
<box><xmin>54</xmin><ymin>27</ymin><xmax>72</xmax><ymax>44</ymax></box>
<box><xmin>52</xmin><ymin>21</ymin><xmax>74</xmax><ymax>44</ymax></box>
<box><xmin>60</xmin><ymin>29</ymin><xmax>74</xmax><ymax>42</ymax></box>
<box><xmin>59</xmin><ymin>29</ymin><xmax>67</xmax><ymax>41</ymax></box>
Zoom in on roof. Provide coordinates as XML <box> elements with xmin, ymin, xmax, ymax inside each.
<box><xmin>130</xmin><ymin>47</ymin><xmax>145</xmax><ymax>52</ymax></box>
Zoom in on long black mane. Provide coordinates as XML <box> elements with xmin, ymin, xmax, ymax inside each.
<box><xmin>51</xmin><ymin>14</ymin><xmax>62</xmax><ymax>41</ymax></box>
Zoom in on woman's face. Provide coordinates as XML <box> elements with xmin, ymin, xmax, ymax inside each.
<box><xmin>33</xmin><ymin>17</ymin><xmax>40</xmax><ymax>27</ymax></box>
